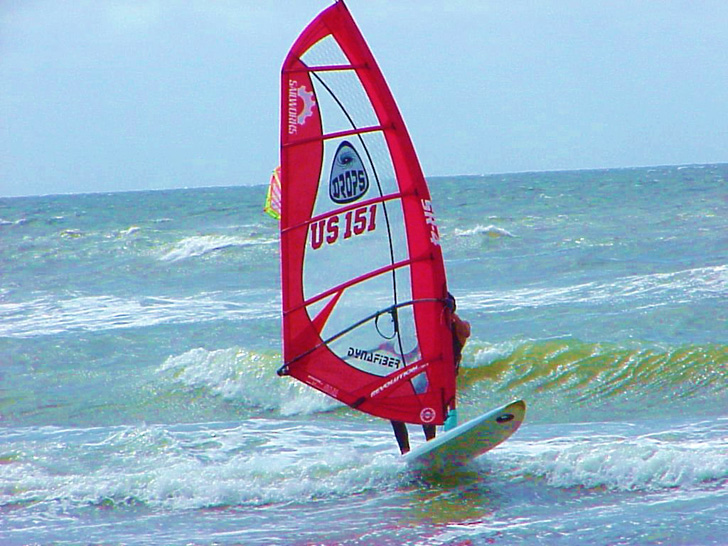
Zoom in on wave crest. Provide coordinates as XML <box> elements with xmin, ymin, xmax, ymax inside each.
<box><xmin>160</xmin><ymin>235</ymin><xmax>276</xmax><ymax>262</ymax></box>
<box><xmin>158</xmin><ymin>347</ymin><xmax>340</xmax><ymax>416</ymax></box>
<box><xmin>459</xmin><ymin>339</ymin><xmax>728</xmax><ymax>420</ymax></box>
<box><xmin>505</xmin><ymin>424</ymin><xmax>728</xmax><ymax>492</ymax></box>
<box><xmin>454</xmin><ymin>224</ymin><xmax>516</xmax><ymax>238</ymax></box>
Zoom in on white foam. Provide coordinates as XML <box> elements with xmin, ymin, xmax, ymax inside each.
<box><xmin>158</xmin><ymin>347</ymin><xmax>341</xmax><ymax>415</ymax></box>
<box><xmin>160</xmin><ymin>234</ymin><xmax>276</xmax><ymax>262</ymax></box>
<box><xmin>467</xmin><ymin>340</ymin><xmax>525</xmax><ymax>368</ymax></box>
<box><xmin>0</xmin><ymin>291</ymin><xmax>277</xmax><ymax>338</ymax></box>
<box><xmin>1</xmin><ymin>422</ymin><xmax>405</xmax><ymax>512</ymax></box>
<box><xmin>454</xmin><ymin>224</ymin><xmax>516</xmax><ymax>238</ymax></box>
<box><xmin>118</xmin><ymin>226</ymin><xmax>141</xmax><ymax>237</ymax></box>
<box><xmin>461</xmin><ymin>264</ymin><xmax>727</xmax><ymax>313</ymax></box>
<box><xmin>506</xmin><ymin>434</ymin><xmax>728</xmax><ymax>492</ymax></box>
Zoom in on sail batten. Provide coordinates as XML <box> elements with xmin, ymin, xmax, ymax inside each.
<box><xmin>279</xmin><ymin>297</ymin><xmax>445</xmax><ymax>372</ymax></box>
<box><xmin>287</xmin><ymin>63</ymin><xmax>369</xmax><ymax>73</ymax></box>
<box><xmin>279</xmin><ymin>1</ymin><xmax>456</xmax><ymax>425</ymax></box>
<box><xmin>281</xmin><ymin>192</ymin><xmax>404</xmax><ymax>234</ymax></box>
<box><xmin>284</xmin><ymin>253</ymin><xmax>433</xmax><ymax>317</ymax></box>
<box><xmin>282</xmin><ymin>124</ymin><xmax>391</xmax><ymax>148</ymax></box>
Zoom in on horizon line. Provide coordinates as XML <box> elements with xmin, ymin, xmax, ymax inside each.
<box><xmin>2</xmin><ymin>160</ymin><xmax>725</xmax><ymax>200</ymax></box>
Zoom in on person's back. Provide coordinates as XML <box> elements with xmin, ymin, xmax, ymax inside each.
<box><xmin>452</xmin><ymin>309</ymin><xmax>471</xmax><ymax>371</ymax></box>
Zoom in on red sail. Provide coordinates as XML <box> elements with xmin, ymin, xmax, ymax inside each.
<box><xmin>278</xmin><ymin>1</ymin><xmax>456</xmax><ymax>425</ymax></box>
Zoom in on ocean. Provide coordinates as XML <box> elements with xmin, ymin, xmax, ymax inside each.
<box><xmin>1</xmin><ymin>164</ymin><xmax>726</xmax><ymax>545</ymax></box>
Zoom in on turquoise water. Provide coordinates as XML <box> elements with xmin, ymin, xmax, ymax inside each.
<box><xmin>1</xmin><ymin>164</ymin><xmax>727</xmax><ymax>545</ymax></box>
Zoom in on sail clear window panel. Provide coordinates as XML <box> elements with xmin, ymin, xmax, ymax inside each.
<box><xmin>311</xmin><ymin>69</ymin><xmax>380</xmax><ymax>134</ymax></box>
<box><xmin>375</xmin><ymin>200</ymin><xmax>409</xmax><ymax>263</ymax></box>
<box><xmin>301</xmin><ymin>200</ymin><xmax>408</xmax><ymax>303</ymax></box>
<box><xmin>308</xmin><ymin>135</ymin><xmax>409</xmax><ymax>268</ymax></box>
<box><xmin>317</xmin><ymin>272</ymin><xmax>397</xmax><ymax>337</ymax></box>
<box><xmin>357</xmin><ymin>131</ymin><xmax>399</xmax><ymax>196</ymax></box>
<box><xmin>315</xmin><ymin>273</ymin><xmax>421</xmax><ymax>378</ymax></box>
<box><xmin>300</xmin><ymin>35</ymin><xmax>350</xmax><ymax>67</ymax></box>
<box><xmin>411</xmin><ymin>371</ymin><xmax>429</xmax><ymax>394</ymax></box>
<box><xmin>324</xmin><ymin>266</ymin><xmax>420</xmax><ymax>366</ymax></box>
<box><xmin>312</xmin><ymin>136</ymin><xmax>381</xmax><ymax>218</ymax></box>
<box><xmin>302</xmin><ymin>229</ymin><xmax>388</xmax><ymax>302</ymax></box>
<box><xmin>310</xmin><ymin>134</ymin><xmax>399</xmax><ymax>220</ymax></box>
<box><xmin>392</xmin><ymin>266</ymin><xmax>421</xmax><ymax>365</ymax></box>
<box><xmin>310</xmin><ymin>76</ymin><xmax>353</xmax><ymax>137</ymax></box>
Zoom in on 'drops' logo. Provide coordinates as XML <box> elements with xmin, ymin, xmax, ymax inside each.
<box><xmin>329</xmin><ymin>141</ymin><xmax>369</xmax><ymax>204</ymax></box>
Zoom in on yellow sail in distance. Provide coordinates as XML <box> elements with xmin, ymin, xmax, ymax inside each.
<box><xmin>264</xmin><ymin>166</ymin><xmax>282</xmax><ymax>220</ymax></box>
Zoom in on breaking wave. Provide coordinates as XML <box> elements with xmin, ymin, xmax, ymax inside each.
<box><xmin>459</xmin><ymin>338</ymin><xmax>728</xmax><ymax>421</ymax></box>
<box><xmin>453</xmin><ymin>224</ymin><xmax>516</xmax><ymax>238</ymax></box>
<box><xmin>3</xmin><ymin>414</ymin><xmax>725</xmax><ymax>518</ymax></box>
<box><xmin>157</xmin><ymin>347</ymin><xmax>340</xmax><ymax>416</ymax></box>
<box><xmin>498</xmin><ymin>420</ymin><xmax>728</xmax><ymax>492</ymax></box>
<box><xmin>160</xmin><ymin>234</ymin><xmax>277</xmax><ymax>262</ymax></box>
<box><xmin>152</xmin><ymin>339</ymin><xmax>727</xmax><ymax>424</ymax></box>
<box><xmin>0</xmin><ymin>420</ymin><xmax>402</xmax><ymax>512</ymax></box>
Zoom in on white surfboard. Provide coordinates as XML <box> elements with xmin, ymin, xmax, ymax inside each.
<box><xmin>403</xmin><ymin>400</ymin><xmax>526</xmax><ymax>470</ymax></box>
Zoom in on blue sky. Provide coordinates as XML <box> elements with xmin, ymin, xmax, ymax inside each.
<box><xmin>2</xmin><ymin>0</ymin><xmax>727</xmax><ymax>197</ymax></box>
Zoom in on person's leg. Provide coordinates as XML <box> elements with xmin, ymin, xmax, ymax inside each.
<box><xmin>391</xmin><ymin>421</ymin><xmax>410</xmax><ymax>454</ymax></box>
<box><xmin>422</xmin><ymin>424</ymin><xmax>436</xmax><ymax>441</ymax></box>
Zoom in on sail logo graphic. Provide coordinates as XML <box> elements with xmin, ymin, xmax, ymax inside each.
<box><xmin>370</xmin><ymin>361</ymin><xmax>430</xmax><ymax>397</ymax></box>
<box><xmin>309</xmin><ymin>204</ymin><xmax>377</xmax><ymax>250</ymax></box>
<box><xmin>420</xmin><ymin>407</ymin><xmax>436</xmax><ymax>423</ymax></box>
<box><xmin>347</xmin><ymin>347</ymin><xmax>402</xmax><ymax>370</ymax></box>
<box><xmin>329</xmin><ymin>141</ymin><xmax>369</xmax><ymax>203</ymax></box>
<box><xmin>287</xmin><ymin>80</ymin><xmax>316</xmax><ymax>134</ymax></box>
<box><xmin>422</xmin><ymin>199</ymin><xmax>441</xmax><ymax>246</ymax></box>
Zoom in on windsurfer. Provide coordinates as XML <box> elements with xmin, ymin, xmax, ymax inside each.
<box><xmin>447</xmin><ymin>291</ymin><xmax>471</xmax><ymax>374</ymax></box>
<box><xmin>391</xmin><ymin>293</ymin><xmax>471</xmax><ymax>454</ymax></box>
